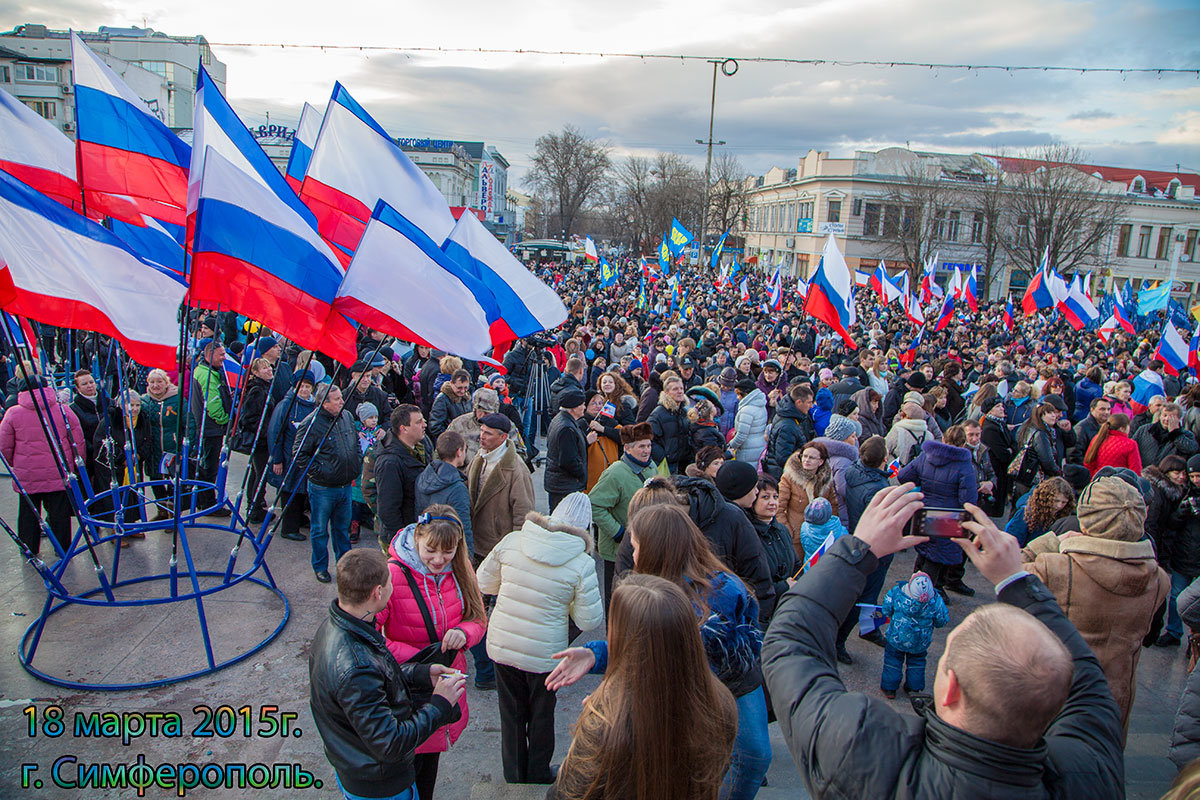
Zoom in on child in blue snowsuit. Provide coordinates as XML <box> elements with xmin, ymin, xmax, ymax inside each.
<box><xmin>880</xmin><ymin>571</ymin><xmax>949</xmax><ymax>697</ymax></box>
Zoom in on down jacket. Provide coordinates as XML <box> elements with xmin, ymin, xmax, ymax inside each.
<box><xmin>843</xmin><ymin>460</ymin><xmax>890</xmax><ymax>534</ymax></box>
<box><xmin>729</xmin><ymin>388</ymin><xmax>768</xmax><ymax>465</ymax></box>
<box><xmin>899</xmin><ymin>439</ymin><xmax>977</xmax><ymax>566</ymax></box>
<box><xmin>413</xmin><ymin>460</ymin><xmax>473</xmax><ymax>556</ymax></box>
<box><xmin>812</xmin><ymin>437</ymin><xmax>858</xmax><ymax>528</ymax></box>
<box><xmin>880</xmin><ymin>580</ymin><xmax>950</xmax><ymax>654</ymax></box>
<box><xmin>1023</xmin><ymin>532</ymin><xmax>1169</xmax><ymax>735</ymax></box>
<box><xmin>764</xmin><ymin>395</ymin><xmax>814</xmax><ymax>479</ymax></box>
<box><xmin>476</xmin><ymin>512</ymin><xmax>604</xmax><ymax>673</ymax></box>
<box><xmin>763</xmin><ymin>535</ymin><xmax>1126</xmax><ymax>800</ymax></box>
<box><xmin>648</xmin><ymin>397</ymin><xmax>691</xmax><ymax>472</ymax></box>
<box><xmin>376</xmin><ymin>525</ymin><xmax>487</xmax><ymax>754</ymax></box>
<box><xmin>1170</xmin><ymin>576</ymin><xmax>1200</xmax><ymax>769</ymax></box>
<box><xmin>428</xmin><ymin>383</ymin><xmax>471</xmax><ymax>442</ymax></box>
<box><xmin>0</xmin><ymin>388</ymin><xmax>86</xmax><ymax>494</ymax></box>
<box><xmin>1132</xmin><ymin>422</ymin><xmax>1199</xmax><ymax>468</ymax></box>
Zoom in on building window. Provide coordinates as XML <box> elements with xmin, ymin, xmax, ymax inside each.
<box><xmin>1187</xmin><ymin>229</ymin><xmax>1198</xmax><ymax>262</ymax></box>
<box><xmin>882</xmin><ymin>205</ymin><xmax>901</xmax><ymax>237</ymax></box>
<box><xmin>863</xmin><ymin>203</ymin><xmax>881</xmax><ymax>236</ymax></box>
<box><xmin>971</xmin><ymin>212</ymin><xmax>984</xmax><ymax>243</ymax></box>
<box><xmin>1157</xmin><ymin>227</ymin><xmax>1173</xmax><ymax>260</ymax></box>
<box><xmin>1137</xmin><ymin>226</ymin><xmax>1152</xmax><ymax>258</ymax></box>
<box><xmin>21</xmin><ymin>99</ymin><xmax>56</xmax><ymax>119</ymax></box>
<box><xmin>0</xmin><ymin>66</ymin><xmax>9</xmax><ymax>83</ymax></box>
<box><xmin>1016</xmin><ymin>215</ymin><xmax>1030</xmax><ymax>243</ymax></box>
<box><xmin>16</xmin><ymin>63</ymin><xmax>58</xmax><ymax>83</ymax></box>
<box><xmin>828</xmin><ymin>199</ymin><xmax>841</xmax><ymax>223</ymax></box>
<box><xmin>946</xmin><ymin>211</ymin><xmax>961</xmax><ymax>242</ymax></box>
<box><xmin>934</xmin><ymin>210</ymin><xmax>947</xmax><ymax>240</ymax></box>
<box><xmin>1116</xmin><ymin>224</ymin><xmax>1132</xmax><ymax>256</ymax></box>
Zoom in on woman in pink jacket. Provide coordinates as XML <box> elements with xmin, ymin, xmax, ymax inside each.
<box><xmin>0</xmin><ymin>381</ymin><xmax>85</xmax><ymax>557</ymax></box>
<box><xmin>376</xmin><ymin>504</ymin><xmax>487</xmax><ymax>800</ymax></box>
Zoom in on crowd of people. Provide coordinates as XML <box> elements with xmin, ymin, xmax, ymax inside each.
<box><xmin>5</xmin><ymin>253</ymin><xmax>1200</xmax><ymax>798</ymax></box>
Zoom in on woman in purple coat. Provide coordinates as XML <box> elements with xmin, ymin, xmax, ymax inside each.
<box><xmin>897</xmin><ymin>424</ymin><xmax>978</xmax><ymax>599</ymax></box>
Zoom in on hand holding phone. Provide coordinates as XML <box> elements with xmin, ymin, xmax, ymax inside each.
<box><xmin>909</xmin><ymin>507</ymin><xmax>972</xmax><ymax>539</ymax></box>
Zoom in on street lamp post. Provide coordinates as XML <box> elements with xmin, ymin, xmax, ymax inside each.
<box><xmin>697</xmin><ymin>58</ymin><xmax>737</xmax><ymax>266</ymax></box>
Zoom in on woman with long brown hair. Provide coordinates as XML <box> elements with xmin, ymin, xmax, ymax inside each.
<box><xmin>1083</xmin><ymin>413</ymin><xmax>1142</xmax><ymax>475</ymax></box>
<box><xmin>548</xmin><ymin>504</ymin><xmax>770</xmax><ymax>800</ymax></box>
<box><xmin>375</xmin><ymin>504</ymin><xmax>487</xmax><ymax>799</ymax></box>
<box><xmin>1014</xmin><ymin>401</ymin><xmax>1070</xmax><ymax>496</ymax></box>
<box><xmin>779</xmin><ymin>441</ymin><xmax>839</xmax><ymax>556</ymax></box>
<box><xmin>549</xmin><ymin>574</ymin><xmax>737</xmax><ymax>800</ymax></box>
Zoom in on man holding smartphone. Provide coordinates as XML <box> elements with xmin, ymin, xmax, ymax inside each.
<box><xmin>310</xmin><ymin>549</ymin><xmax>465</xmax><ymax>800</ymax></box>
<box><xmin>765</xmin><ymin>485</ymin><xmax>1124</xmax><ymax>798</ymax></box>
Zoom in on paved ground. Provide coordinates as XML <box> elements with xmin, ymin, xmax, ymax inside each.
<box><xmin>0</xmin><ymin>450</ymin><xmax>1187</xmax><ymax>798</ymax></box>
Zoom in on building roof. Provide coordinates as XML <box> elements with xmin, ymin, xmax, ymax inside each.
<box><xmin>0</xmin><ymin>42</ymin><xmax>67</xmax><ymax>62</ymax></box>
<box><xmin>453</xmin><ymin>141</ymin><xmax>485</xmax><ymax>159</ymax></box>
<box><xmin>997</xmin><ymin>155</ymin><xmax>1200</xmax><ymax>194</ymax></box>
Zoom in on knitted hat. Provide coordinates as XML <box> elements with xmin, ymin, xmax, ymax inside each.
<box><xmin>1062</xmin><ymin>463</ymin><xmax>1092</xmax><ymax>495</ymax></box>
<box><xmin>904</xmin><ymin>572</ymin><xmax>935</xmax><ymax>603</ymax></box>
<box><xmin>254</xmin><ymin>336</ymin><xmax>278</xmax><ymax>354</ymax></box>
<box><xmin>715</xmin><ymin>461</ymin><xmax>759</xmax><ymax>502</ymax></box>
<box><xmin>804</xmin><ymin>496</ymin><xmax>832</xmax><ymax>525</ymax></box>
<box><xmin>734</xmin><ymin>377</ymin><xmax>757</xmax><ymax>394</ymax></box>
<box><xmin>551</xmin><ymin>492</ymin><xmax>593</xmax><ymax>532</ymax></box>
<box><xmin>824</xmin><ymin>414</ymin><xmax>862</xmax><ymax>443</ymax></box>
<box><xmin>356</xmin><ymin>402</ymin><xmax>378</xmax><ymax>423</ymax></box>
<box><xmin>478</xmin><ymin>412</ymin><xmax>512</xmax><ymax>433</ymax></box>
<box><xmin>903</xmin><ymin>391</ymin><xmax>925</xmax><ymax>406</ymax></box>
<box><xmin>293</xmin><ymin>370</ymin><xmax>316</xmax><ymax>387</ymax></box>
<box><xmin>1189</xmin><ymin>454</ymin><xmax>1200</xmax><ymax>473</ymax></box>
<box><xmin>472</xmin><ymin>387</ymin><xmax>500</xmax><ymax>412</ymax></box>
<box><xmin>980</xmin><ymin>396</ymin><xmax>1002</xmax><ymax>413</ymax></box>
<box><xmin>905</xmin><ymin>372</ymin><xmax>927</xmax><ymax>390</ymax></box>
<box><xmin>818</xmin><ymin>367</ymin><xmax>834</xmax><ymax>381</ymax></box>
<box><xmin>1077</xmin><ymin>476</ymin><xmax>1147</xmax><ymax>542</ymax></box>
<box><xmin>686</xmin><ymin>386</ymin><xmax>724</xmax><ymax>415</ymax></box>
<box><xmin>719</xmin><ymin>367</ymin><xmax>738</xmax><ymax>388</ymax></box>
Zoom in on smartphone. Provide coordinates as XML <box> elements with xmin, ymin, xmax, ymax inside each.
<box><xmin>910</xmin><ymin>507</ymin><xmax>971</xmax><ymax>539</ymax></box>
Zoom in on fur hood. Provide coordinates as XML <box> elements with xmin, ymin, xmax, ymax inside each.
<box><xmin>658</xmin><ymin>390</ymin><xmax>682</xmax><ymax>412</ymax></box>
<box><xmin>784</xmin><ymin>450</ymin><xmax>833</xmax><ymax>495</ymax></box>
<box><xmin>440</xmin><ymin>380</ymin><xmax>466</xmax><ymax>400</ymax></box>
<box><xmin>523</xmin><ymin>511</ymin><xmax>594</xmax><ymax>555</ymax></box>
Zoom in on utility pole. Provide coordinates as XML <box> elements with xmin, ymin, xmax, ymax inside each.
<box><xmin>697</xmin><ymin>58</ymin><xmax>737</xmax><ymax>266</ymax></box>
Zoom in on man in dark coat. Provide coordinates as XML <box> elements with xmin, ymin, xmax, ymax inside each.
<box><xmin>764</xmin><ymin>487</ymin><xmax>1125</xmax><ymax>800</ymax></box>
<box><xmin>549</xmin><ymin>357</ymin><xmax>586</xmax><ymax>414</ymax></box>
<box><xmin>829</xmin><ymin>366</ymin><xmax>865</xmax><ymax>409</ymax></box>
<box><xmin>294</xmin><ymin>384</ymin><xmax>363</xmax><ymax>583</ymax></box>
<box><xmin>648</xmin><ymin>376</ymin><xmax>691</xmax><ymax>474</ymax></box>
<box><xmin>1133</xmin><ymin>402</ymin><xmax>1199</xmax><ymax>467</ymax></box>
<box><xmin>343</xmin><ymin>361</ymin><xmax>393</xmax><ymax>431</ymax></box>
<box><xmin>765</xmin><ymin>384</ymin><xmax>817</xmax><ymax>479</ymax></box>
<box><xmin>1070</xmin><ymin>396</ymin><xmax>1111</xmax><ymax>464</ymax></box>
<box><xmin>980</xmin><ymin>396</ymin><xmax>1017</xmax><ymax>504</ymax></box>
<box><xmin>373</xmin><ymin>404</ymin><xmax>432</xmax><ymax>544</ymax></box>
<box><xmin>883</xmin><ymin>371</ymin><xmax>926</xmax><ymax>425</ymax></box>
<box><xmin>544</xmin><ymin>388</ymin><xmax>593</xmax><ymax>510</ymax></box>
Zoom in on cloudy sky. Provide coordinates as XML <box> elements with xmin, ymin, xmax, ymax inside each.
<box><xmin>5</xmin><ymin>0</ymin><xmax>1199</xmax><ymax>183</ymax></box>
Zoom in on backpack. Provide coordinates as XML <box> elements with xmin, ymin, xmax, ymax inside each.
<box><xmin>906</xmin><ymin>431</ymin><xmax>927</xmax><ymax>465</ymax></box>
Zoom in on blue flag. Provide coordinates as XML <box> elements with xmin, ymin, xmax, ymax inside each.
<box><xmin>710</xmin><ymin>229</ymin><xmax>730</xmax><ymax>268</ymax></box>
<box><xmin>666</xmin><ymin>218</ymin><xmax>693</xmax><ymax>257</ymax></box>
<box><xmin>599</xmin><ymin>258</ymin><xmax>618</xmax><ymax>288</ymax></box>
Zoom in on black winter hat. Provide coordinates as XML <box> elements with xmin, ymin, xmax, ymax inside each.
<box><xmin>715</xmin><ymin>461</ymin><xmax>759</xmax><ymax>502</ymax></box>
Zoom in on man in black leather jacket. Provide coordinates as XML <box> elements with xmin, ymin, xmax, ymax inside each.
<box><xmin>764</xmin><ymin>485</ymin><xmax>1124</xmax><ymax>799</ymax></box>
<box><xmin>310</xmin><ymin>549</ymin><xmax>464</xmax><ymax>799</ymax></box>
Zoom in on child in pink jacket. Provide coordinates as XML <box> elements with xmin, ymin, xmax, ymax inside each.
<box><xmin>376</xmin><ymin>504</ymin><xmax>487</xmax><ymax>800</ymax></box>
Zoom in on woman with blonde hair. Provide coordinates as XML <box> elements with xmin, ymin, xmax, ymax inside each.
<box><xmin>377</xmin><ymin>504</ymin><xmax>487</xmax><ymax>799</ymax></box>
<box><xmin>549</xmin><ymin>574</ymin><xmax>737</xmax><ymax>800</ymax></box>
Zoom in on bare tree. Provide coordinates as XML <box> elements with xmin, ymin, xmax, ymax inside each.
<box><xmin>999</xmin><ymin>144</ymin><xmax>1127</xmax><ymax>279</ymax></box>
<box><xmin>609</xmin><ymin>152</ymin><xmax>703</xmax><ymax>253</ymax></box>
<box><xmin>708</xmin><ymin>152</ymin><xmax>750</xmax><ymax>239</ymax></box>
<box><xmin>965</xmin><ymin>156</ymin><xmax>1007</xmax><ymax>299</ymax></box>
<box><xmin>526</xmin><ymin>125</ymin><xmax>611</xmax><ymax>238</ymax></box>
<box><xmin>872</xmin><ymin>161</ymin><xmax>963</xmax><ymax>284</ymax></box>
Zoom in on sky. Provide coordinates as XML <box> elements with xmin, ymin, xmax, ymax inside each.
<box><xmin>4</xmin><ymin>0</ymin><xmax>1199</xmax><ymax>184</ymax></box>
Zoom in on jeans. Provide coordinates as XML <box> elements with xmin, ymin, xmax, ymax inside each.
<box><xmin>881</xmin><ymin>643</ymin><xmax>928</xmax><ymax>693</ymax></box>
<box><xmin>1167</xmin><ymin>571</ymin><xmax>1192</xmax><ymax>639</ymax></box>
<box><xmin>307</xmin><ymin>482</ymin><xmax>352</xmax><ymax>574</ymax></box>
<box><xmin>720</xmin><ymin>686</ymin><xmax>771</xmax><ymax>800</ymax></box>
<box><xmin>335</xmin><ymin>775</ymin><xmax>415</xmax><ymax>800</ymax></box>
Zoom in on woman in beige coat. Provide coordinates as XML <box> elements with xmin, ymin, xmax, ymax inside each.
<box><xmin>778</xmin><ymin>441</ymin><xmax>839</xmax><ymax>559</ymax></box>
<box><xmin>1021</xmin><ymin>475</ymin><xmax>1170</xmax><ymax>738</ymax></box>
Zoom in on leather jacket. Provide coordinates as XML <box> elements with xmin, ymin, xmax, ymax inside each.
<box><xmin>308</xmin><ymin>600</ymin><xmax>453</xmax><ymax>798</ymax></box>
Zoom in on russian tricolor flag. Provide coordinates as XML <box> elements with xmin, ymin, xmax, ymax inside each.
<box><xmin>1112</xmin><ymin>291</ymin><xmax>1135</xmax><ymax>334</ymax></box>
<box><xmin>1132</xmin><ymin>368</ymin><xmax>1165</xmax><ymax>413</ymax></box>
<box><xmin>804</xmin><ymin>235</ymin><xmax>857</xmax><ymax>349</ymax></box>
<box><xmin>71</xmin><ymin>32</ymin><xmax>190</xmax><ymax>224</ymax></box>
<box><xmin>584</xmin><ymin>236</ymin><xmax>599</xmax><ymax>263</ymax></box>
<box><xmin>1021</xmin><ymin>268</ymin><xmax>1056</xmax><ymax>316</ymax></box>
<box><xmin>796</xmin><ymin>276</ymin><xmax>808</xmax><ymax>299</ymax></box>
<box><xmin>301</xmin><ymin>84</ymin><xmax>455</xmax><ymax>255</ymax></box>
<box><xmin>0</xmin><ymin>90</ymin><xmax>81</xmax><ymax>211</ymax></box>
<box><xmin>769</xmin><ymin>267</ymin><xmax>783</xmax><ymax>311</ymax></box>
<box><xmin>934</xmin><ymin>293</ymin><xmax>955</xmax><ymax>331</ymax></box>
<box><xmin>801</xmin><ymin>530</ymin><xmax>837</xmax><ymax>573</ymax></box>
<box><xmin>1060</xmin><ymin>275</ymin><xmax>1100</xmax><ymax>330</ymax></box>
<box><xmin>0</xmin><ymin>168</ymin><xmax>186</xmax><ymax>368</ymax></box>
<box><xmin>869</xmin><ymin>261</ymin><xmax>902</xmax><ymax>305</ymax></box>
<box><xmin>1003</xmin><ymin>298</ymin><xmax>1015</xmax><ymax>330</ymax></box>
<box><xmin>900</xmin><ymin>329</ymin><xmax>923</xmax><ymax>366</ymax></box>
<box><xmin>964</xmin><ymin>265</ymin><xmax>978</xmax><ymax>313</ymax></box>
<box><xmin>187</xmin><ymin>73</ymin><xmax>356</xmax><ymax>365</ymax></box>
<box><xmin>1155</xmin><ymin>321</ymin><xmax>1189</xmax><ymax>377</ymax></box>
<box><xmin>285</xmin><ymin>102</ymin><xmax>323</xmax><ymax>193</ymax></box>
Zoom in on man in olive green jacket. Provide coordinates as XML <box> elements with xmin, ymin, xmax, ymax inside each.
<box><xmin>588</xmin><ymin>422</ymin><xmax>656</xmax><ymax>610</ymax></box>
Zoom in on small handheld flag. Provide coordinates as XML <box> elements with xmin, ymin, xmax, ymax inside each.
<box><xmin>886</xmin><ymin>457</ymin><xmax>902</xmax><ymax>478</ymax></box>
<box><xmin>797</xmin><ymin>530</ymin><xmax>838</xmax><ymax>575</ymax></box>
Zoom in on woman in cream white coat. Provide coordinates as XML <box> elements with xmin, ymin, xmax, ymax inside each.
<box><xmin>476</xmin><ymin>493</ymin><xmax>604</xmax><ymax>785</ymax></box>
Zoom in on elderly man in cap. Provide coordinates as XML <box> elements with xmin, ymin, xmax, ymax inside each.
<box><xmin>678</xmin><ymin>355</ymin><xmax>702</xmax><ymax>390</ymax></box>
<box><xmin>449</xmin><ymin>387</ymin><xmax>502</xmax><ymax>464</ymax></box>
<box><xmin>467</xmin><ymin>411</ymin><xmax>535</xmax><ymax>690</ymax></box>
<box><xmin>545</xmin><ymin>387</ymin><xmax>594</xmax><ymax>511</ymax></box>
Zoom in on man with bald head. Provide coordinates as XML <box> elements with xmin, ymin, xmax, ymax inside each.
<box><xmin>764</xmin><ymin>485</ymin><xmax>1124</xmax><ymax>798</ymax></box>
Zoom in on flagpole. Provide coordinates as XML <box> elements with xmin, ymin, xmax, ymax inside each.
<box><xmin>696</xmin><ymin>58</ymin><xmax>736</xmax><ymax>266</ymax></box>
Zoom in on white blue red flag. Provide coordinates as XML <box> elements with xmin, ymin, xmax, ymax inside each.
<box><xmin>1112</xmin><ymin>291</ymin><xmax>1135</xmax><ymax>334</ymax></box>
<box><xmin>0</xmin><ymin>168</ymin><xmax>186</xmax><ymax>367</ymax></box>
<box><xmin>301</xmin><ymin>84</ymin><xmax>454</xmax><ymax>254</ymax></box>
<box><xmin>1003</xmin><ymin>298</ymin><xmax>1015</xmax><ymax>330</ymax></box>
<box><xmin>1155</xmin><ymin>321</ymin><xmax>1189</xmax><ymax>377</ymax></box>
<box><xmin>857</xmin><ymin>604</ymin><xmax>889</xmax><ymax>636</ymax></box>
<box><xmin>964</xmin><ymin>265</ymin><xmax>978</xmax><ymax>313</ymax></box>
<box><xmin>886</xmin><ymin>457</ymin><xmax>902</xmax><ymax>478</ymax></box>
<box><xmin>802</xmin><ymin>530</ymin><xmax>837</xmax><ymax>573</ymax></box>
<box><xmin>1131</xmin><ymin>368</ymin><xmax>1165</xmax><ymax>413</ymax></box>
<box><xmin>0</xmin><ymin>90</ymin><xmax>80</xmax><ymax>211</ymax></box>
<box><xmin>1060</xmin><ymin>275</ymin><xmax>1099</xmax><ymax>330</ymax></box>
<box><xmin>934</xmin><ymin>293</ymin><xmax>955</xmax><ymax>332</ymax></box>
<box><xmin>796</xmin><ymin>275</ymin><xmax>808</xmax><ymax>299</ymax></box>
<box><xmin>900</xmin><ymin>329</ymin><xmax>923</xmax><ymax>366</ymax></box>
<box><xmin>584</xmin><ymin>236</ymin><xmax>599</xmax><ymax>263</ymax></box>
<box><xmin>805</xmin><ymin>235</ymin><xmax>857</xmax><ymax>349</ymax></box>
<box><xmin>70</xmin><ymin>32</ymin><xmax>190</xmax><ymax>225</ymax></box>
<box><xmin>769</xmin><ymin>267</ymin><xmax>783</xmax><ymax>311</ymax></box>
<box><xmin>285</xmin><ymin>102</ymin><xmax>324</xmax><ymax>192</ymax></box>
